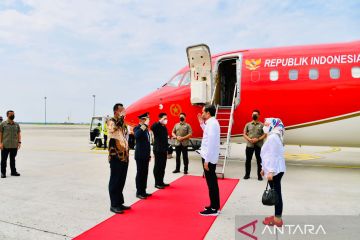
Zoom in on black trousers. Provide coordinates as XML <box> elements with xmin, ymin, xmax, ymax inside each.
<box><xmin>153</xmin><ymin>151</ymin><xmax>167</xmax><ymax>186</ymax></box>
<box><xmin>1</xmin><ymin>148</ymin><xmax>18</xmax><ymax>174</ymax></box>
<box><xmin>175</xmin><ymin>145</ymin><xmax>189</xmax><ymax>171</ymax></box>
<box><xmin>104</xmin><ymin>135</ymin><xmax>108</xmax><ymax>149</ymax></box>
<box><xmin>245</xmin><ymin>146</ymin><xmax>262</xmax><ymax>177</ymax></box>
<box><xmin>268</xmin><ymin>172</ymin><xmax>284</xmax><ymax>217</ymax></box>
<box><xmin>135</xmin><ymin>158</ymin><xmax>149</xmax><ymax>195</ymax></box>
<box><xmin>202</xmin><ymin>158</ymin><xmax>220</xmax><ymax>210</ymax></box>
<box><xmin>108</xmin><ymin>160</ymin><xmax>128</xmax><ymax>207</ymax></box>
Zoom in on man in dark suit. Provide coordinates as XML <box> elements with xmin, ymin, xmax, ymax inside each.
<box><xmin>151</xmin><ymin>113</ymin><xmax>170</xmax><ymax>189</ymax></box>
<box><xmin>134</xmin><ymin>112</ymin><xmax>152</xmax><ymax>199</ymax></box>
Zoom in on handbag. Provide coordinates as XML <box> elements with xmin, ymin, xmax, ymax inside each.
<box><xmin>262</xmin><ymin>182</ymin><xmax>279</xmax><ymax>206</ymax></box>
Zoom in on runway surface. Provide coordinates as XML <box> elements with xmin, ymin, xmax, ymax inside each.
<box><xmin>0</xmin><ymin>125</ymin><xmax>359</xmax><ymax>240</ymax></box>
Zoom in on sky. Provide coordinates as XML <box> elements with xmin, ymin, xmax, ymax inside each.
<box><xmin>0</xmin><ymin>0</ymin><xmax>359</xmax><ymax>123</ymax></box>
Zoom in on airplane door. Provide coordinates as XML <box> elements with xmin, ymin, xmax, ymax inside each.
<box><xmin>186</xmin><ymin>44</ymin><xmax>213</xmax><ymax>105</ymax></box>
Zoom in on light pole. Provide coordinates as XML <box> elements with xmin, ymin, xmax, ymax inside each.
<box><xmin>92</xmin><ymin>94</ymin><xmax>96</xmax><ymax>116</ymax></box>
<box><xmin>44</xmin><ymin>96</ymin><xmax>47</xmax><ymax>125</ymax></box>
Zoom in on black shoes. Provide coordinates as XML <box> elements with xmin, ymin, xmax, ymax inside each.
<box><xmin>173</xmin><ymin>169</ymin><xmax>188</xmax><ymax>174</ymax></box>
<box><xmin>155</xmin><ymin>183</ymin><xmax>169</xmax><ymax>189</ymax></box>
<box><xmin>136</xmin><ymin>194</ymin><xmax>147</xmax><ymax>199</ymax></box>
<box><xmin>204</xmin><ymin>206</ymin><xmax>221</xmax><ymax>212</ymax></box>
<box><xmin>120</xmin><ymin>205</ymin><xmax>131</xmax><ymax>210</ymax></box>
<box><xmin>110</xmin><ymin>206</ymin><xmax>124</xmax><ymax>214</ymax></box>
<box><xmin>200</xmin><ymin>208</ymin><xmax>219</xmax><ymax>216</ymax></box>
<box><xmin>1</xmin><ymin>173</ymin><xmax>20</xmax><ymax>178</ymax></box>
<box><xmin>173</xmin><ymin>169</ymin><xmax>189</xmax><ymax>174</ymax></box>
<box><xmin>136</xmin><ymin>192</ymin><xmax>152</xmax><ymax>199</ymax></box>
<box><xmin>110</xmin><ymin>204</ymin><xmax>131</xmax><ymax>213</ymax></box>
<box><xmin>243</xmin><ymin>176</ymin><xmax>263</xmax><ymax>180</ymax></box>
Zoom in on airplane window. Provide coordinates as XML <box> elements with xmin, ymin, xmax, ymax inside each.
<box><xmin>269</xmin><ymin>70</ymin><xmax>279</xmax><ymax>81</ymax></box>
<box><xmin>309</xmin><ymin>68</ymin><xmax>319</xmax><ymax>80</ymax></box>
<box><xmin>352</xmin><ymin>66</ymin><xmax>360</xmax><ymax>78</ymax></box>
<box><xmin>289</xmin><ymin>70</ymin><xmax>298</xmax><ymax>80</ymax></box>
<box><xmin>330</xmin><ymin>68</ymin><xmax>340</xmax><ymax>79</ymax></box>
<box><xmin>166</xmin><ymin>73</ymin><xmax>183</xmax><ymax>87</ymax></box>
<box><xmin>180</xmin><ymin>72</ymin><xmax>191</xmax><ymax>86</ymax></box>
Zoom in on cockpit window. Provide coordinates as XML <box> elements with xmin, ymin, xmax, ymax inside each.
<box><xmin>180</xmin><ymin>71</ymin><xmax>191</xmax><ymax>86</ymax></box>
<box><xmin>165</xmin><ymin>73</ymin><xmax>183</xmax><ymax>87</ymax></box>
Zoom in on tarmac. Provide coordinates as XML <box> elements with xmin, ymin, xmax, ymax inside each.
<box><xmin>0</xmin><ymin>125</ymin><xmax>359</xmax><ymax>240</ymax></box>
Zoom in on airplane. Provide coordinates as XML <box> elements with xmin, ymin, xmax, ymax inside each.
<box><xmin>124</xmin><ymin>41</ymin><xmax>360</xmax><ymax>148</ymax></box>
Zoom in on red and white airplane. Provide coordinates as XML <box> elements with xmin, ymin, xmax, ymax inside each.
<box><xmin>125</xmin><ymin>41</ymin><xmax>360</xmax><ymax>148</ymax></box>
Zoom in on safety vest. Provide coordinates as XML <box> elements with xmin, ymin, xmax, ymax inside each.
<box><xmin>103</xmin><ymin>122</ymin><xmax>108</xmax><ymax>135</ymax></box>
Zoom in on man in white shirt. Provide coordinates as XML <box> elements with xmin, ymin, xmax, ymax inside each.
<box><xmin>197</xmin><ymin>105</ymin><xmax>221</xmax><ymax>216</ymax></box>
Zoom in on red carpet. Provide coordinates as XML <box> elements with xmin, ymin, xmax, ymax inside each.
<box><xmin>74</xmin><ymin>175</ymin><xmax>239</xmax><ymax>240</ymax></box>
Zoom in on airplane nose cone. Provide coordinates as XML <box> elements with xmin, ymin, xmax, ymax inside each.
<box><xmin>124</xmin><ymin>87</ymin><xmax>168</xmax><ymax>127</ymax></box>
<box><xmin>125</xmin><ymin>103</ymin><xmax>140</xmax><ymax>127</ymax></box>
<box><xmin>125</xmin><ymin>92</ymin><xmax>159</xmax><ymax>127</ymax></box>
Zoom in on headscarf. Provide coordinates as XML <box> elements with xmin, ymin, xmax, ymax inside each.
<box><xmin>264</xmin><ymin>118</ymin><xmax>285</xmax><ymax>143</ymax></box>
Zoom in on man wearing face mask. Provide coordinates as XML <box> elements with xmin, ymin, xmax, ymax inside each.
<box><xmin>151</xmin><ymin>113</ymin><xmax>170</xmax><ymax>189</ymax></box>
<box><xmin>107</xmin><ymin>103</ymin><xmax>131</xmax><ymax>214</ymax></box>
<box><xmin>0</xmin><ymin>110</ymin><xmax>21</xmax><ymax>178</ymax></box>
<box><xmin>172</xmin><ymin>113</ymin><xmax>192</xmax><ymax>174</ymax></box>
<box><xmin>243</xmin><ymin>109</ymin><xmax>266</xmax><ymax>181</ymax></box>
<box><xmin>134</xmin><ymin>112</ymin><xmax>152</xmax><ymax>199</ymax></box>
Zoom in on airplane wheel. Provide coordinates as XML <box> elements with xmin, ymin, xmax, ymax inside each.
<box><xmin>95</xmin><ymin>139</ymin><xmax>103</xmax><ymax>148</ymax></box>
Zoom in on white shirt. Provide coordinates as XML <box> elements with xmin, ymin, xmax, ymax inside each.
<box><xmin>260</xmin><ymin>133</ymin><xmax>286</xmax><ymax>176</ymax></box>
<box><xmin>200</xmin><ymin>117</ymin><xmax>220</xmax><ymax>164</ymax></box>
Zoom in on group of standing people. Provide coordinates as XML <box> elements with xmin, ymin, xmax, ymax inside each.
<box><xmin>106</xmin><ymin>103</ymin><xmax>172</xmax><ymax>214</ymax></box>
<box><xmin>106</xmin><ymin>102</ymin><xmax>285</xmax><ymax>223</ymax></box>
<box><xmin>0</xmin><ymin>104</ymin><xmax>286</xmax><ymax>225</ymax></box>
<box><xmin>106</xmin><ymin>103</ymin><xmax>194</xmax><ymax>214</ymax></box>
<box><xmin>132</xmin><ymin>111</ymin><xmax>171</xmax><ymax>203</ymax></box>
<box><xmin>243</xmin><ymin>109</ymin><xmax>286</xmax><ymax>227</ymax></box>
<box><xmin>106</xmin><ymin>103</ymin><xmax>221</xmax><ymax>217</ymax></box>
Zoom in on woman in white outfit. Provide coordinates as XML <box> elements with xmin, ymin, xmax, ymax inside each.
<box><xmin>260</xmin><ymin>118</ymin><xmax>286</xmax><ymax>227</ymax></box>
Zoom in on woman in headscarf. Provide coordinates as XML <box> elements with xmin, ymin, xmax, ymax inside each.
<box><xmin>260</xmin><ymin>118</ymin><xmax>286</xmax><ymax>227</ymax></box>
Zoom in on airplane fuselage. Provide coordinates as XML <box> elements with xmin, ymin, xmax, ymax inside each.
<box><xmin>126</xmin><ymin>41</ymin><xmax>360</xmax><ymax>147</ymax></box>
